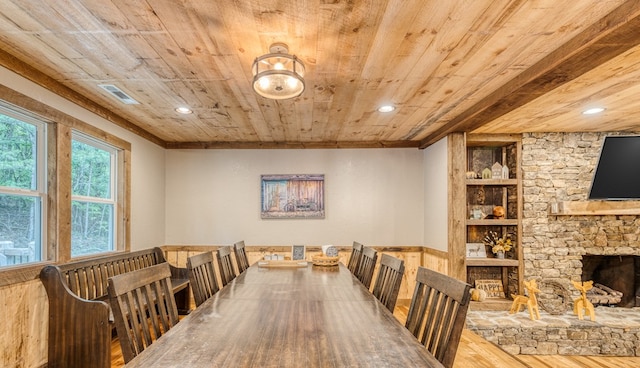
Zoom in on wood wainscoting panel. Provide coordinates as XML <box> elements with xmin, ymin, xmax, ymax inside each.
<box><xmin>423</xmin><ymin>246</ymin><xmax>449</xmax><ymax>275</ymax></box>
<box><xmin>0</xmin><ymin>279</ymin><xmax>48</xmax><ymax>368</ymax></box>
<box><xmin>162</xmin><ymin>245</ymin><xmax>442</xmax><ymax>301</ymax></box>
<box><xmin>368</xmin><ymin>250</ymin><xmax>422</xmax><ymax>299</ymax></box>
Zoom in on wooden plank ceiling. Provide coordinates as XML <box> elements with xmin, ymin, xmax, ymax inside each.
<box><xmin>0</xmin><ymin>0</ymin><xmax>639</xmax><ymax>149</ymax></box>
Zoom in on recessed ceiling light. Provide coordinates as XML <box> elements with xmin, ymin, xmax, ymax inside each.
<box><xmin>377</xmin><ymin>105</ymin><xmax>395</xmax><ymax>113</ymax></box>
<box><xmin>175</xmin><ymin>107</ymin><xmax>193</xmax><ymax>114</ymax></box>
<box><xmin>582</xmin><ymin>107</ymin><xmax>605</xmax><ymax>115</ymax></box>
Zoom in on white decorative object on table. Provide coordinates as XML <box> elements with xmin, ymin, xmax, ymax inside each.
<box><xmin>322</xmin><ymin>245</ymin><xmax>338</xmax><ymax>257</ymax></box>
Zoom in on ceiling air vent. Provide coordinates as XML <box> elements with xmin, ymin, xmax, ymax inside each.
<box><xmin>98</xmin><ymin>84</ymin><xmax>139</xmax><ymax>105</ymax></box>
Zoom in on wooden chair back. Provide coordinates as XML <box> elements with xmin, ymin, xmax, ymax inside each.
<box><xmin>107</xmin><ymin>263</ymin><xmax>179</xmax><ymax>363</ymax></box>
<box><xmin>233</xmin><ymin>240</ymin><xmax>250</xmax><ymax>274</ymax></box>
<box><xmin>372</xmin><ymin>254</ymin><xmax>405</xmax><ymax>312</ymax></box>
<box><xmin>355</xmin><ymin>246</ymin><xmax>378</xmax><ymax>289</ymax></box>
<box><xmin>347</xmin><ymin>241</ymin><xmax>363</xmax><ymax>274</ymax></box>
<box><xmin>216</xmin><ymin>246</ymin><xmax>237</xmax><ymax>287</ymax></box>
<box><xmin>187</xmin><ymin>251</ymin><xmax>220</xmax><ymax>307</ymax></box>
<box><xmin>405</xmin><ymin>267</ymin><xmax>471</xmax><ymax>368</ymax></box>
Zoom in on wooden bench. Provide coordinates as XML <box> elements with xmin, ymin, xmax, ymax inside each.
<box><xmin>39</xmin><ymin>247</ymin><xmax>190</xmax><ymax>368</ymax></box>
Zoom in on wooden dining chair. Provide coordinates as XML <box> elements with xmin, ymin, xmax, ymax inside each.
<box><xmin>347</xmin><ymin>241</ymin><xmax>364</xmax><ymax>274</ymax></box>
<box><xmin>405</xmin><ymin>267</ymin><xmax>472</xmax><ymax>368</ymax></box>
<box><xmin>216</xmin><ymin>246</ymin><xmax>237</xmax><ymax>287</ymax></box>
<box><xmin>355</xmin><ymin>246</ymin><xmax>378</xmax><ymax>289</ymax></box>
<box><xmin>372</xmin><ymin>254</ymin><xmax>405</xmax><ymax>312</ymax></box>
<box><xmin>107</xmin><ymin>263</ymin><xmax>180</xmax><ymax>363</ymax></box>
<box><xmin>187</xmin><ymin>251</ymin><xmax>220</xmax><ymax>307</ymax></box>
<box><xmin>233</xmin><ymin>240</ymin><xmax>250</xmax><ymax>274</ymax></box>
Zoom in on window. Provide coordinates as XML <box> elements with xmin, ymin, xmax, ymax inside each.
<box><xmin>0</xmin><ymin>107</ymin><xmax>46</xmax><ymax>267</ymax></box>
<box><xmin>71</xmin><ymin>133</ymin><xmax>118</xmax><ymax>257</ymax></box>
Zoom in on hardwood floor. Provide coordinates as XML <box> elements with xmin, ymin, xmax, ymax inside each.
<box><xmin>111</xmin><ymin>337</ymin><xmax>125</xmax><ymax>368</ymax></box>
<box><xmin>109</xmin><ymin>299</ymin><xmax>640</xmax><ymax>368</ymax></box>
<box><xmin>392</xmin><ymin>300</ymin><xmax>640</xmax><ymax>368</ymax></box>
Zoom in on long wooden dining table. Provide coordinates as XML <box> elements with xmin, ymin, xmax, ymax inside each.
<box><xmin>125</xmin><ymin>262</ymin><xmax>444</xmax><ymax>367</ymax></box>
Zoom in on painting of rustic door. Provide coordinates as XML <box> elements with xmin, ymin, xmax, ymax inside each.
<box><xmin>261</xmin><ymin>174</ymin><xmax>325</xmax><ymax>219</ymax></box>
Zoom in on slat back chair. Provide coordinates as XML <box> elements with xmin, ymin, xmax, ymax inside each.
<box><xmin>347</xmin><ymin>241</ymin><xmax>364</xmax><ymax>274</ymax></box>
<box><xmin>216</xmin><ymin>246</ymin><xmax>237</xmax><ymax>287</ymax></box>
<box><xmin>355</xmin><ymin>246</ymin><xmax>378</xmax><ymax>289</ymax></box>
<box><xmin>187</xmin><ymin>251</ymin><xmax>220</xmax><ymax>307</ymax></box>
<box><xmin>233</xmin><ymin>240</ymin><xmax>250</xmax><ymax>274</ymax></box>
<box><xmin>372</xmin><ymin>254</ymin><xmax>405</xmax><ymax>312</ymax></box>
<box><xmin>405</xmin><ymin>267</ymin><xmax>472</xmax><ymax>368</ymax></box>
<box><xmin>107</xmin><ymin>263</ymin><xmax>180</xmax><ymax>363</ymax></box>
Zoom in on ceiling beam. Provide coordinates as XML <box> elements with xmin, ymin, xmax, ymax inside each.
<box><xmin>165</xmin><ymin>140</ymin><xmax>421</xmax><ymax>149</ymax></box>
<box><xmin>419</xmin><ymin>0</ymin><xmax>640</xmax><ymax>149</ymax></box>
<box><xmin>0</xmin><ymin>48</ymin><xmax>166</xmax><ymax>147</ymax></box>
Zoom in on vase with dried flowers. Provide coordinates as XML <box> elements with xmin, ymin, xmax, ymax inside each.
<box><xmin>483</xmin><ymin>231</ymin><xmax>512</xmax><ymax>259</ymax></box>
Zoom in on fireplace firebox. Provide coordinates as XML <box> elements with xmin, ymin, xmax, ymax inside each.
<box><xmin>581</xmin><ymin>255</ymin><xmax>640</xmax><ymax>307</ymax></box>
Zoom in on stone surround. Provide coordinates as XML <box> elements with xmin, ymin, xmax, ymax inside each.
<box><xmin>466</xmin><ymin>133</ymin><xmax>640</xmax><ymax>356</ymax></box>
<box><xmin>521</xmin><ymin>132</ymin><xmax>640</xmax><ymax>293</ymax></box>
<box><xmin>466</xmin><ymin>307</ymin><xmax>640</xmax><ymax>356</ymax></box>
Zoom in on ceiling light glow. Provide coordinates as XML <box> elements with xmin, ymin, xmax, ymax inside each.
<box><xmin>377</xmin><ymin>105</ymin><xmax>396</xmax><ymax>113</ymax></box>
<box><xmin>582</xmin><ymin>107</ymin><xmax>605</xmax><ymax>115</ymax></box>
<box><xmin>175</xmin><ymin>107</ymin><xmax>193</xmax><ymax>114</ymax></box>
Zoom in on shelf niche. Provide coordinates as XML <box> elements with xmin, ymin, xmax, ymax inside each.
<box><xmin>464</xmin><ymin>134</ymin><xmax>523</xmax><ymax>307</ymax></box>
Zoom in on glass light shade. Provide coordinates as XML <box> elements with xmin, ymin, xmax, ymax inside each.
<box><xmin>252</xmin><ymin>52</ymin><xmax>305</xmax><ymax>99</ymax></box>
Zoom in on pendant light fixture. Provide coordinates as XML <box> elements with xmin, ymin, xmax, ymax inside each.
<box><xmin>252</xmin><ymin>43</ymin><xmax>305</xmax><ymax>99</ymax></box>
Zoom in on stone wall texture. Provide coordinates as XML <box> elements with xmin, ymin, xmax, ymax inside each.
<box><xmin>521</xmin><ymin>132</ymin><xmax>640</xmax><ymax>285</ymax></box>
<box><xmin>467</xmin><ymin>132</ymin><xmax>640</xmax><ymax>356</ymax></box>
<box><xmin>467</xmin><ymin>309</ymin><xmax>640</xmax><ymax>356</ymax></box>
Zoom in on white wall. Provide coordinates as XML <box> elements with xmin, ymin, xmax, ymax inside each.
<box><xmin>165</xmin><ymin>148</ymin><xmax>425</xmax><ymax>246</ymax></box>
<box><xmin>423</xmin><ymin>138</ymin><xmax>449</xmax><ymax>251</ymax></box>
<box><xmin>0</xmin><ymin>66</ymin><xmax>167</xmax><ymax>250</ymax></box>
<box><xmin>1</xmin><ymin>65</ymin><xmax>453</xmax><ymax>250</ymax></box>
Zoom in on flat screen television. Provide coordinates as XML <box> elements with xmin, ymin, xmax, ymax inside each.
<box><xmin>589</xmin><ymin>135</ymin><xmax>640</xmax><ymax>200</ymax></box>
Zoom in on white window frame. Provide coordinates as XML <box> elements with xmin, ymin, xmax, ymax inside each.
<box><xmin>0</xmin><ymin>104</ymin><xmax>47</xmax><ymax>265</ymax></box>
<box><xmin>71</xmin><ymin>132</ymin><xmax>119</xmax><ymax>256</ymax></box>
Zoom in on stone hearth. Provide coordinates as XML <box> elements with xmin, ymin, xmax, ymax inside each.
<box><xmin>466</xmin><ymin>307</ymin><xmax>640</xmax><ymax>356</ymax></box>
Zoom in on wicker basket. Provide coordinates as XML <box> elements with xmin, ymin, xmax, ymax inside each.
<box><xmin>311</xmin><ymin>254</ymin><xmax>340</xmax><ymax>267</ymax></box>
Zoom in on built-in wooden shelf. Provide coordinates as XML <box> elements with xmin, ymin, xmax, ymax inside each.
<box><xmin>466</xmin><ymin>179</ymin><xmax>518</xmax><ymax>186</ymax></box>
<box><xmin>550</xmin><ymin>200</ymin><xmax>640</xmax><ymax>216</ymax></box>
<box><xmin>466</xmin><ymin>258</ymin><xmax>519</xmax><ymax>267</ymax></box>
<box><xmin>466</xmin><ymin>219</ymin><xmax>519</xmax><ymax>226</ymax></box>
<box><xmin>463</xmin><ymin>135</ymin><xmax>524</xmax><ymax>308</ymax></box>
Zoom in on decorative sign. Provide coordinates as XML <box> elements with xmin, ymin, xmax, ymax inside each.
<box><xmin>466</xmin><ymin>243</ymin><xmax>487</xmax><ymax>258</ymax></box>
<box><xmin>475</xmin><ymin>279</ymin><xmax>506</xmax><ymax>299</ymax></box>
<box><xmin>292</xmin><ymin>245</ymin><xmax>306</xmax><ymax>260</ymax></box>
<box><xmin>261</xmin><ymin>174</ymin><xmax>325</xmax><ymax>219</ymax></box>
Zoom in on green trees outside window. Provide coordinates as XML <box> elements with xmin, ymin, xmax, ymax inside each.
<box><xmin>0</xmin><ymin>112</ymin><xmax>44</xmax><ymax>266</ymax></box>
<box><xmin>71</xmin><ymin>136</ymin><xmax>116</xmax><ymax>257</ymax></box>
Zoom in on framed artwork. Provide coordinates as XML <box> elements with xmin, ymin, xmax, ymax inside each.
<box><xmin>475</xmin><ymin>279</ymin><xmax>505</xmax><ymax>299</ymax></box>
<box><xmin>261</xmin><ymin>174</ymin><xmax>325</xmax><ymax>219</ymax></box>
<box><xmin>466</xmin><ymin>243</ymin><xmax>487</xmax><ymax>258</ymax></box>
<box><xmin>292</xmin><ymin>245</ymin><xmax>306</xmax><ymax>260</ymax></box>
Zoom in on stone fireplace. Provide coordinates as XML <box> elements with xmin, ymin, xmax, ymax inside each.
<box><xmin>520</xmin><ymin>132</ymin><xmax>640</xmax><ymax>296</ymax></box>
<box><xmin>466</xmin><ymin>132</ymin><xmax>640</xmax><ymax>356</ymax></box>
